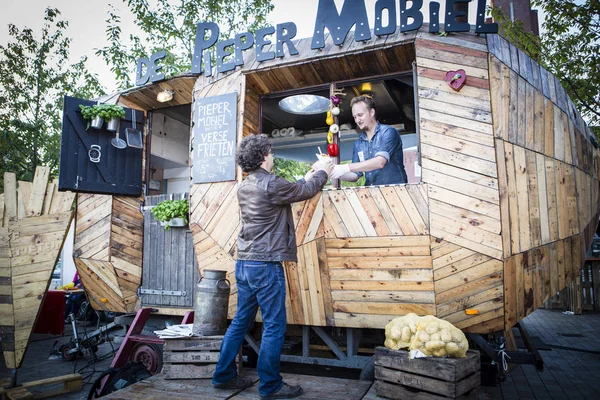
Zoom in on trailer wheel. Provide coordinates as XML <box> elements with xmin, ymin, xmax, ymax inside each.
<box><xmin>130</xmin><ymin>343</ymin><xmax>163</xmax><ymax>375</ymax></box>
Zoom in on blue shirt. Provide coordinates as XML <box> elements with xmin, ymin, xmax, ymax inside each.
<box><xmin>352</xmin><ymin>123</ymin><xmax>408</xmax><ymax>186</ymax></box>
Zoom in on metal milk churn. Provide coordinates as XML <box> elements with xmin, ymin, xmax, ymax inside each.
<box><xmin>193</xmin><ymin>269</ymin><xmax>230</xmax><ymax>336</ymax></box>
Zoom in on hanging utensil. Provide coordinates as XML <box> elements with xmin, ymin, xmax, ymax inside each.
<box><xmin>111</xmin><ymin>119</ymin><xmax>127</xmax><ymax>149</ymax></box>
<box><xmin>125</xmin><ymin>109</ymin><xmax>143</xmax><ymax>149</ymax></box>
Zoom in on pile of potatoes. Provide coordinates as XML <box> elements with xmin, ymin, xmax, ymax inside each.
<box><xmin>384</xmin><ymin>313</ymin><xmax>469</xmax><ymax>358</ymax></box>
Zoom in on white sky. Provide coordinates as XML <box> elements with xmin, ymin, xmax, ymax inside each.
<box><xmin>1</xmin><ymin>1</ymin><xmax>513</xmax><ymax>92</ymax></box>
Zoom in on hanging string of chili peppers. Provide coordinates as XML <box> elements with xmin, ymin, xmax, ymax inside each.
<box><xmin>325</xmin><ymin>94</ymin><xmax>341</xmax><ymax>157</ymax></box>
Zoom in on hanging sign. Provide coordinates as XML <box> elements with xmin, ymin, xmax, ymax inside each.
<box><xmin>136</xmin><ymin>0</ymin><xmax>498</xmax><ymax>83</ymax></box>
<box><xmin>192</xmin><ymin>92</ymin><xmax>238</xmax><ymax>184</ymax></box>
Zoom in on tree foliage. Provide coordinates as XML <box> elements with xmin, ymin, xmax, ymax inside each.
<box><xmin>97</xmin><ymin>0</ymin><xmax>274</xmax><ymax>89</ymax></box>
<box><xmin>491</xmin><ymin>0</ymin><xmax>600</xmax><ymax>125</ymax></box>
<box><xmin>0</xmin><ymin>8</ymin><xmax>104</xmax><ymax>190</ymax></box>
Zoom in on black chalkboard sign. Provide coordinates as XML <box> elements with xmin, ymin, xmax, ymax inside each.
<box><xmin>192</xmin><ymin>92</ymin><xmax>238</xmax><ymax>183</ymax></box>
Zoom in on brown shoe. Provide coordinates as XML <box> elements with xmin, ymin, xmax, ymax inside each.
<box><xmin>213</xmin><ymin>375</ymin><xmax>254</xmax><ymax>390</ymax></box>
<box><xmin>260</xmin><ymin>382</ymin><xmax>303</xmax><ymax>399</ymax></box>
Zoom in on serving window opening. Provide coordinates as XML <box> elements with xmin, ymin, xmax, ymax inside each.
<box><xmin>260</xmin><ymin>73</ymin><xmax>420</xmax><ymax>186</ymax></box>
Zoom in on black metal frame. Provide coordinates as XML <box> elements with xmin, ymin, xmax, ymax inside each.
<box><xmin>467</xmin><ymin>322</ymin><xmax>544</xmax><ymax>373</ymax></box>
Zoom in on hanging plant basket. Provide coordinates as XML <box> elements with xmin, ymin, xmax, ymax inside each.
<box><xmin>152</xmin><ymin>199</ymin><xmax>189</xmax><ymax>230</ymax></box>
<box><xmin>79</xmin><ymin>104</ymin><xmax>126</xmax><ymax>131</ymax></box>
<box><xmin>106</xmin><ymin>117</ymin><xmax>119</xmax><ymax>132</ymax></box>
<box><xmin>90</xmin><ymin>116</ymin><xmax>104</xmax><ymax>130</ymax></box>
<box><xmin>160</xmin><ymin>217</ymin><xmax>187</xmax><ymax>228</ymax></box>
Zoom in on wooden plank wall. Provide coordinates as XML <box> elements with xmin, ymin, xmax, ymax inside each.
<box><xmin>415</xmin><ymin>31</ymin><xmax>505</xmax><ymax>333</ymax></box>
<box><xmin>0</xmin><ymin>168</ymin><xmax>74</xmax><ymax>369</ymax></box>
<box><xmin>73</xmin><ymin>193</ymin><xmax>143</xmax><ymax>313</ymax></box>
<box><xmin>488</xmin><ymin>34</ymin><xmax>600</xmax><ymax>331</ymax></box>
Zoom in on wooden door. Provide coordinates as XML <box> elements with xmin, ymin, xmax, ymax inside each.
<box><xmin>141</xmin><ymin>193</ymin><xmax>199</xmax><ymax>307</ymax></box>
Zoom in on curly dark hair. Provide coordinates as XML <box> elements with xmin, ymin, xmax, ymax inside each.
<box><xmin>236</xmin><ymin>134</ymin><xmax>272</xmax><ymax>172</ymax></box>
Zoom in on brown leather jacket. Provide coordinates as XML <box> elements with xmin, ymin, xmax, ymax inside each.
<box><xmin>237</xmin><ymin>168</ymin><xmax>328</xmax><ymax>262</ymax></box>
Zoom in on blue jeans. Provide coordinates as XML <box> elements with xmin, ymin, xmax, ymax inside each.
<box><xmin>212</xmin><ymin>260</ymin><xmax>287</xmax><ymax>396</ymax></box>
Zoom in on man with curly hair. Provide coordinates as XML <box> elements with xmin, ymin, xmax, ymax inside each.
<box><xmin>213</xmin><ymin>134</ymin><xmax>333</xmax><ymax>399</ymax></box>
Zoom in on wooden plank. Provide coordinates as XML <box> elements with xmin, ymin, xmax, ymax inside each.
<box><xmin>562</xmin><ymin>111</ymin><xmax>572</xmax><ymax>164</ymax></box>
<box><xmin>394</xmin><ymin>186</ymin><xmax>428</xmax><ymax>234</ymax></box>
<box><xmin>534</xmin><ymin>89</ymin><xmax>545</xmax><ymax>154</ymax></box>
<box><xmin>368</xmin><ymin>188</ymin><xmax>403</xmax><ymax>235</ymax></box>
<box><xmin>554</xmin><ymin>106</ymin><xmax>565</xmax><ymax>162</ymax></box>
<box><xmin>302</xmin><ymin>241</ymin><xmax>323</xmax><ymax>325</ymax></box>
<box><xmin>422</xmin><ymin>168</ymin><xmax>499</xmax><ymax>205</ymax></box>
<box><xmin>333</xmin><ymin>301</ymin><xmax>435</xmax><ymax>316</ymax></box>
<box><xmin>516</xmin><ymin>76</ymin><xmax>527</xmax><ymax>147</ymax></box>
<box><xmin>418</xmin><ymin>97</ymin><xmax>492</xmax><ymax>124</ymax></box>
<box><xmin>328</xmin><ymin>268</ymin><xmax>433</xmax><ymax>282</ymax></box>
<box><xmin>331</xmin><ymin>290</ymin><xmax>435</xmax><ymax>303</ymax></box>
<box><xmin>430</xmin><ymin>212</ymin><xmax>502</xmax><ymax>251</ymax></box>
<box><xmin>420</xmin><ymin>116</ymin><xmax>494</xmax><ymax>147</ymax></box>
<box><xmin>525</xmin><ymin>83</ymin><xmax>535</xmax><ymax>150</ymax></box>
<box><xmin>326</xmin><ymin>246</ymin><xmax>430</xmax><ymax>257</ymax></box>
<box><xmin>513</xmin><ymin>146</ymin><xmax>531</xmax><ymax>251</ymax></box>
<box><xmin>434</xmin><ymin>252</ymin><xmax>492</xmax><ymax>280</ymax></box>
<box><xmin>536</xmin><ymin>153</ymin><xmax>551</xmax><ymax>245</ymax></box>
<box><xmin>327</xmin><ymin>190</ymin><xmax>367</xmax><ymax>237</ymax></box>
<box><xmin>417</xmin><ymin>55</ymin><xmax>490</xmax><ymax>80</ymax></box>
<box><xmin>435</xmin><ymin>259</ymin><xmax>503</xmax><ymax>294</ymax></box>
<box><xmin>322</xmin><ymin>192</ymin><xmax>350</xmax><ymax>238</ymax></box>
<box><xmin>325</xmin><ymin>236</ymin><xmax>430</xmax><ymax>249</ymax></box>
<box><xmin>343</xmin><ymin>190</ymin><xmax>378</xmax><ymax>237</ymax></box>
<box><xmin>329</xmin><ymin>280</ymin><xmax>434</xmax><ymax>291</ymax></box>
<box><xmin>379</xmin><ymin>187</ymin><xmax>418</xmax><ymax>235</ymax></box>
<box><xmin>26</xmin><ymin>166</ymin><xmax>50</xmax><ymax>217</ymax></box>
<box><xmin>355</xmin><ymin>188</ymin><xmax>390</xmax><ymax>236</ymax></box>
<box><xmin>495</xmin><ymin>140</ymin><xmax>511</xmax><ymax>257</ymax></box>
<box><xmin>418</xmin><ymin>87</ymin><xmax>491</xmax><ymax>114</ymax></box>
<box><xmin>556</xmin><ymin>161</ymin><xmax>569</xmax><ymax>239</ymax></box>
<box><xmin>428</xmin><ymin>185</ymin><xmax>500</xmax><ymax>219</ymax></box>
<box><xmin>162</xmin><ymin>363</ymin><xmax>216</xmax><ymax>380</ymax></box>
<box><xmin>429</xmin><ymin>199</ymin><xmax>500</xmax><ymax>235</ymax></box>
<box><xmin>316</xmin><ymin>239</ymin><xmax>334</xmax><ymax>324</ymax></box>
<box><xmin>508</xmin><ymin>70</ymin><xmax>519</xmax><ymax>144</ymax></box>
<box><xmin>545</xmin><ymin>158</ymin><xmax>559</xmax><ymax>242</ymax></box>
<box><xmin>420</xmin><ymin>128</ymin><xmax>495</xmax><ymax>162</ymax></box>
<box><xmin>421</xmin><ymin>143</ymin><xmax>497</xmax><ymax>178</ymax></box>
<box><xmin>544</xmin><ymin>98</ymin><xmax>555</xmax><ymax>158</ymax></box>
<box><xmin>296</xmin><ymin>246</ymin><xmax>311</xmax><ymax>325</ymax></box>
<box><xmin>504</xmin><ymin>256</ymin><xmax>517</xmax><ymax>330</ymax></box>
<box><xmin>437</xmin><ymin>285</ymin><xmax>503</xmax><ymax>318</ymax></box>
<box><xmin>526</xmin><ymin>150</ymin><xmax>541</xmax><ymax>248</ymax></box>
<box><xmin>303</xmin><ymin>195</ymin><xmax>324</xmax><ymax>244</ymax></box>
<box><xmin>3</xmin><ymin>173</ymin><xmax>17</xmax><ymax>225</ymax></box>
<box><xmin>417</xmin><ymin>107</ymin><xmax>493</xmax><ymax>136</ymax></box>
<box><xmin>564</xmin><ymin>165</ymin><xmax>579</xmax><ymax>236</ymax></box>
<box><xmin>17</xmin><ymin>182</ymin><xmax>31</xmax><ymax>221</ymax></box>
<box><xmin>328</xmin><ymin>256</ymin><xmax>432</xmax><ymax>270</ymax></box>
<box><xmin>430</xmin><ymin>227</ymin><xmax>502</xmax><ymax>260</ymax></box>
<box><xmin>163</xmin><ymin>351</ymin><xmax>220</xmax><ymax>363</ymax></box>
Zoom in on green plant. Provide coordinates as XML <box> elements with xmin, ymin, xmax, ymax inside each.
<box><xmin>79</xmin><ymin>103</ymin><xmax>126</xmax><ymax>121</ymax></box>
<box><xmin>151</xmin><ymin>199</ymin><xmax>189</xmax><ymax>229</ymax></box>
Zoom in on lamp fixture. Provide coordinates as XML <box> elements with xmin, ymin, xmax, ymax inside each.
<box><xmin>279</xmin><ymin>94</ymin><xmax>330</xmax><ymax>115</ymax></box>
<box><xmin>359</xmin><ymin>82</ymin><xmax>374</xmax><ymax>96</ymax></box>
<box><xmin>157</xmin><ymin>89</ymin><xmax>175</xmax><ymax>103</ymax></box>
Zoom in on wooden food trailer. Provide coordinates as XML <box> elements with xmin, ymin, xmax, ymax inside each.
<box><xmin>58</xmin><ymin>5</ymin><xmax>599</xmax><ymax>371</ymax></box>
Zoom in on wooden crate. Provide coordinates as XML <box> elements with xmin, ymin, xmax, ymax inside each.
<box><xmin>162</xmin><ymin>336</ymin><xmax>223</xmax><ymax>380</ymax></box>
<box><xmin>374</xmin><ymin>347</ymin><xmax>480</xmax><ymax>400</ymax></box>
